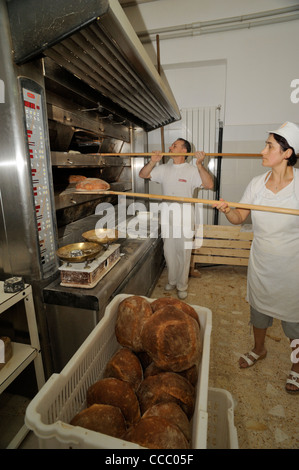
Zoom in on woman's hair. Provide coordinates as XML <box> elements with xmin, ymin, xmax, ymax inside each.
<box><xmin>272</xmin><ymin>133</ymin><xmax>298</xmax><ymax>166</ymax></box>
<box><xmin>177</xmin><ymin>138</ymin><xmax>191</xmax><ymax>155</ymax></box>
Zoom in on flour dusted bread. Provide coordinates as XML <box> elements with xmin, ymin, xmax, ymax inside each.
<box><xmin>115</xmin><ymin>296</ymin><xmax>153</xmax><ymax>352</ymax></box>
<box><xmin>103</xmin><ymin>348</ymin><xmax>143</xmax><ymax>391</ymax></box>
<box><xmin>142</xmin><ymin>402</ymin><xmax>191</xmax><ymax>442</ymax></box>
<box><xmin>140</xmin><ymin>305</ymin><xmax>201</xmax><ymax>372</ymax></box>
<box><xmin>86</xmin><ymin>377</ymin><xmax>140</xmax><ymax>426</ymax></box>
<box><xmin>70</xmin><ymin>404</ymin><xmax>126</xmax><ymax>438</ymax></box>
<box><xmin>75</xmin><ymin>178</ymin><xmax>110</xmax><ymax>191</ymax></box>
<box><xmin>137</xmin><ymin>372</ymin><xmax>195</xmax><ymax>419</ymax></box>
<box><xmin>123</xmin><ymin>416</ymin><xmax>189</xmax><ymax>449</ymax></box>
<box><xmin>151</xmin><ymin>297</ymin><xmax>200</xmax><ymax>325</ymax></box>
<box><xmin>68</xmin><ymin>175</ymin><xmax>87</xmax><ymax>183</ymax></box>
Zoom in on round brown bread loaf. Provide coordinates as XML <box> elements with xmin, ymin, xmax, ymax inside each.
<box><xmin>144</xmin><ymin>362</ymin><xmax>198</xmax><ymax>387</ymax></box>
<box><xmin>137</xmin><ymin>372</ymin><xmax>195</xmax><ymax>419</ymax></box>
<box><xmin>123</xmin><ymin>416</ymin><xmax>189</xmax><ymax>449</ymax></box>
<box><xmin>140</xmin><ymin>305</ymin><xmax>201</xmax><ymax>372</ymax></box>
<box><xmin>86</xmin><ymin>377</ymin><xmax>140</xmax><ymax>426</ymax></box>
<box><xmin>151</xmin><ymin>297</ymin><xmax>200</xmax><ymax>325</ymax></box>
<box><xmin>70</xmin><ymin>403</ymin><xmax>126</xmax><ymax>438</ymax></box>
<box><xmin>75</xmin><ymin>178</ymin><xmax>110</xmax><ymax>191</ymax></box>
<box><xmin>115</xmin><ymin>296</ymin><xmax>153</xmax><ymax>352</ymax></box>
<box><xmin>103</xmin><ymin>348</ymin><xmax>143</xmax><ymax>391</ymax></box>
<box><xmin>142</xmin><ymin>402</ymin><xmax>191</xmax><ymax>442</ymax></box>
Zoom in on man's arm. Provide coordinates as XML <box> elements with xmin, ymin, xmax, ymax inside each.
<box><xmin>195</xmin><ymin>151</ymin><xmax>214</xmax><ymax>190</ymax></box>
<box><xmin>139</xmin><ymin>152</ymin><xmax>163</xmax><ymax>179</ymax></box>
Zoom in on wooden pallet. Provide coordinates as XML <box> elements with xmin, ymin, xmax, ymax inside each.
<box><xmin>190</xmin><ymin>224</ymin><xmax>253</xmax><ymax>277</ymax></box>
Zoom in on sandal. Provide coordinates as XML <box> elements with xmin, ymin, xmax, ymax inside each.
<box><xmin>285</xmin><ymin>370</ymin><xmax>299</xmax><ymax>394</ymax></box>
<box><xmin>239</xmin><ymin>350</ymin><xmax>267</xmax><ymax>369</ymax></box>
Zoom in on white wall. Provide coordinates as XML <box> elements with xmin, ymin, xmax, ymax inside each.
<box><xmin>124</xmin><ymin>0</ymin><xmax>299</xmax><ymax>224</ymax></box>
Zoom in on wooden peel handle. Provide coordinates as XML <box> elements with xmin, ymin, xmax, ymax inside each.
<box><xmin>97</xmin><ymin>152</ymin><xmax>261</xmax><ymax>157</ymax></box>
<box><xmin>100</xmin><ymin>190</ymin><xmax>299</xmax><ymax>216</ymax></box>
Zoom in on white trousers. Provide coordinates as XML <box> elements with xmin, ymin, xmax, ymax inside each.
<box><xmin>163</xmin><ymin>234</ymin><xmax>192</xmax><ymax>291</ymax></box>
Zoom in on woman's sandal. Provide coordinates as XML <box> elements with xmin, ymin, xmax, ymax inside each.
<box><xmin>285</xmin><ymin>370</ymin><xmax>299</xmax><ymax>394</ymax></box>
<box><xmin>239</xmin><ymin>350</ymin><xmax>267</xmax><ymax>368</ymax></box>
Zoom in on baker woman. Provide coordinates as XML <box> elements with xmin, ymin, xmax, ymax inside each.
<box><xmin>214</xmin><ymin>121</ymin><xmax>299</xmax><ymax>394</ymax></box>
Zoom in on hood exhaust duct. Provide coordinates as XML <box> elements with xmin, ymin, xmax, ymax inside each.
<box><xmin>7</xmin><ymin>0</ymin><xmax>180</xmax><ymax>131</ymax></box>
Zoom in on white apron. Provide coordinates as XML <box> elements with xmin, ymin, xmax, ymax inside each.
<box><xmin>247</xmin><ymin>172</ymin><xmax>299</xmax><ymax>322</ymax></box>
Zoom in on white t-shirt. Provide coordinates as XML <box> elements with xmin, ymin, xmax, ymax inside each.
<box><xmin>150</xmin><ymin>162</ymin><xmax>203</xmax><ymax>197</ymax></box>
<box><xmin>150</xmin><ymin>162</ymin><xmax>203</xmax><ymax>231</ymax></box>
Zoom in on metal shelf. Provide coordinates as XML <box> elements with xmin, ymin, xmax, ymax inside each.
<box><xmin>0</xmin><ymin>282</ymin><xmax>45</xmax><ymax>448</ymax></box>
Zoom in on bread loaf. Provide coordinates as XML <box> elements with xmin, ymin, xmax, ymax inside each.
<box><xmin>142</xmin><ymin>402</ymin><xmax>191</xmax><ymax>442</ymax></box>
<box><xmin>140</xmin><ymin>306</ymin><xmax>201</xmax><ymax>372</ymax></box>
<box><xmin>123</xmin><ymin>416</ymin><xmax>189</xmax><ymax>449</ymax></box>
<box><xmin>137</xmin><ymin>371</ymin><xmax>195</xmax><ymax>419</ymax></box>
<box><xmin>87</xmin><ymin>377</ymin><xmax>140</xmax><ymax>426</ymax></box>
<box><xmin>144</xmin><ymin>362</ymin><xmax>198</xmax><ymax>387</ymax></box>
<box><xmin>103</xmin><ymin>348</ymin><xmax>143</xmax><ymax>391</ymax></box>
<box><xmin>151</xmin><ymin>297</ymin><xmax>199</xmax><ymax>325</ymax></box>
<box><xmin>70</xmin><ymin>403</ymin><xmax>126</xmax><ymax>438</ymax></box>
<box><xmin>68</xmin><ymin>175</ymin><xmax>87</xmax><ymax>183</ymax></box>
<box><xmin>0</xmin><ymin>337</ymin><xmax>13</xmax><ymax>371</ymax></box>
<box><xmin>75</xmin><ymin>178</ymin><xmax>110</xmax><ymax>191</ymax></box>
<box><xmin>115</xmin><ymin>296</ymin><xmax>153</xmax><ymax>352</ymax></box>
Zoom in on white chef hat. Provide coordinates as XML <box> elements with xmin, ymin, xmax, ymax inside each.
<box><xmin>269</xmin><ymin>121</ymin><xmax>299</xmax><ymax>154</ymax></box>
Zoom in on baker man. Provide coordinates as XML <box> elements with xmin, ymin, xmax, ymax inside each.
<box><xmin>139</xmin><ymin>138</ymin><xmax>214</xmax><ymax>299</ymax></box>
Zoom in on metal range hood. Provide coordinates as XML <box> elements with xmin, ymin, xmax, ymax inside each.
<box><xmin>7</xmin><ymin>0</ymin><xmax>181</xmax><ymax>131</ymax></box>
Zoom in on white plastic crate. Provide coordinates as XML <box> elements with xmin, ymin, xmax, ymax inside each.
<box><xmin>25</xmin><ymin>294</ymin><xmax>212</xmax><ymax>449</ymax></box>
<box><xmin>207</xmin><ymin>388</ymin><xmax>239</xmax><ymax>449</ymax></box>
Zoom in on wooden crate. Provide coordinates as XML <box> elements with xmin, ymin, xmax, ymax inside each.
<box><xmin>190</xmin><ymin>225</ymin><xmax>253</xmax><ymax>277</ymax></box>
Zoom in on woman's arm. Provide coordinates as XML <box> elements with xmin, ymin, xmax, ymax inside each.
<box><xmin>213</xmin><ymin>198</ymin><xmax>250</xmax><ymax>225</ymax></box>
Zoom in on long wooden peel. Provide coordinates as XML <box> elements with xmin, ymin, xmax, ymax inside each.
<box><xmin>95</xmin><ymin>152</ymin><xmax>261</xmax><ymax>158</ymax></box>
<box><xmin>78</xmin><ymin>190</ymin><xmax>299</xmax><ymax>216</ymax></box>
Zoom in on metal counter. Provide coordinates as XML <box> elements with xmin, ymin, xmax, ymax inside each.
<box><xmin>43</xmin><ymin>234</ymin><xmax>164</xmax><ymax>372</ymax></box>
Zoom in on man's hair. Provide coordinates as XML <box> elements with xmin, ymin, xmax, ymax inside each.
<box><xmin>177</xmin><ymin>138</ymin><xmax>191</xmax><ymax>154</ymax></box>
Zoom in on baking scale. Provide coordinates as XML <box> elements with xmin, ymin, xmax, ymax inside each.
<box><xmin>58</xmin><ymin>244</ymin><xmax>121</xmax><ymax>288</ymax></box>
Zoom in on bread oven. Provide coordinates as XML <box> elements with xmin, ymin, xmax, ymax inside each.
<box><xmin>0</xmin><ymin>0</ymin><xmax>180</xmax><ymax>375</ymax></box>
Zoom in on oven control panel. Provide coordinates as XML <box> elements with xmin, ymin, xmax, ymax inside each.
<box><xmin>20</xmin><ymin>78</ymin><xmax>57</xmax><ymax>278</ymax></box>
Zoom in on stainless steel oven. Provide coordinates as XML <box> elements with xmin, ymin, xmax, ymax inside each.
<box><xmin>0</xmin><ymin>0</ymin><xmax>180</xmax><ymax>375</ymax></box>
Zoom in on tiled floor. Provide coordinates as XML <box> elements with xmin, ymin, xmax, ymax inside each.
<box><xmin>1</xmin><ymin>265</ymin><xmax>298</xmax><ymax>449</ymax></box>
